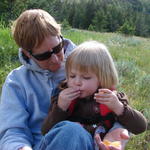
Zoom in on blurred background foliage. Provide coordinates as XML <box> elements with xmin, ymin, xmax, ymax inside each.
<box><xmin>0</xmin><ymin>0</ymin><xmax>150</xmax><ymax>37</ymax></box>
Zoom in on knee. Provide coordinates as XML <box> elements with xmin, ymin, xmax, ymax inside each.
<box><xmin>43</xmin><ymin>121</ymin><xmax>94</xmax><ymax>150</ymax></box>
<box><xmin>59</xmin><ymin>121</ymin><xmax>86</xmax><ymax>134</ymax></box>
<box><xmin>49</xmin><ymin>121</ymin><xmax>91</xmax><ymax>137</ymax></box>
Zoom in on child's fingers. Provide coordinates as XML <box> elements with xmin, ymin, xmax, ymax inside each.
<box><xmin>67</xmin><ymin>92</ymin><xmax>80</xmax><ymax>100</ymax></box>
<box><xmin>94</xmin><ymin>96</ymin><xmax>111</xmax><ymax>104</ymax></box>
<box><xmin>94</xmin><ymin>94</ymin><xmax>110</xmax><ymax>99</ymax></box>
<box><xmin>65</xmin><ymin>87</ymin><xmax>80</xmax><ymax>93</ymax></box>
<box><xmin>98</xmin><ymin>89</ymin><xmax>112</xmax><ymax>94</ymax></box>
<box><xmin>94</xmin><ymin>91</ymin><xmax>112</xmax><ymax>99</ymax></box>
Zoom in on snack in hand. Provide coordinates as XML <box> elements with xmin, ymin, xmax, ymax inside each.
<box><xmin>103</xmin><ymin>140</ymin><xmax>121</xmax><ymax>149</ymax></box>
<box><xmin>99</xmin><ymin>91</ymin><xmax>105</xmax><ymax>94</ymax></box>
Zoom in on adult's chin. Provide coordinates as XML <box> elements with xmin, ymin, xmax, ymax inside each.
<box><xmin>48</xmin><ymin>63</ymin><xmax>62</xmax><ymax>72</ymax></box>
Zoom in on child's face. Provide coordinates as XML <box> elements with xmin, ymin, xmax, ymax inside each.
<box><xmin>67</xmin><ymin>68</ymin><xmax>99</xmax><ymax>98</ymax></box>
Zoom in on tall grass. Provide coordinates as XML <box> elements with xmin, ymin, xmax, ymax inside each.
<box><xmin>0</xmin><ymin>27</ymin><xmax>20</xmax><ymax>90</ymax></box>
<box><xmin>0</xmin><ymin>26</ymin><xmax>149</xmax><ymax>150</ymax></box>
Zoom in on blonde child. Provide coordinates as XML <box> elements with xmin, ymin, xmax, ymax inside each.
<box><xmin>42</xmin><ymin>41</ymin><xmax>147</xmax><ymax>150</ymax></box>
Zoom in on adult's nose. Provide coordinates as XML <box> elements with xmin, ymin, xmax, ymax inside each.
<box><xmin>50</xmin><ymin>54</ymin><xmax>60</xmax><ymax>63</ymax></box>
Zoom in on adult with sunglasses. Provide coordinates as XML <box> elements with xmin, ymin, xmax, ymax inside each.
<box><xmin>0</xmin><ymin>9</ymin><xmax>133</xmax><ymax>150</ymax></box>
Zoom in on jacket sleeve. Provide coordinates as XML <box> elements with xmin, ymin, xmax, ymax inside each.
<box><xmin>117</xmin><ymin>92</ymin><xmax>147</xmax><ymax>134</ymax></box>
<box><xmin>0</xmin><ymin>75</ymin><xmax>33</xmax><ymax>150</ymax></box>
<box><xmin>41</xmin><ymin>96</ymin><xmax>69</xmax><ymax>135</ymax></box>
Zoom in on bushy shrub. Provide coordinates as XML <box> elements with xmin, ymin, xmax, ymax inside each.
<box><xmin>88</xmin><ymin>24</ymin><xmax>95</xmax><ymax>31</ymax></box>
<box><xmin>137</xmin><ymin>74</ymin><xmax>150</xmax><ymax>98</ymax></box>
<box><xmin>0</xmin><ymin>62</ymin><xmax>20</xmax><ymax>91</ymax></box>
<box><xmin>115</xmin><ymin>60</ymin><xmax>140</xmax><ymax>80</ymax></box>
<box><xmin>61</xmin><ymin>19</ymin><xmax>71</xmax><ymax>30</ymax></box>
<box><xmin>118</xmin><ymin>21</ymin><xmax>135</xmax><ymax>35</ymax></box>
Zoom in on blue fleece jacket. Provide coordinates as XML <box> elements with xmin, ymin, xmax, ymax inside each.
<box><xmin>0</xmin><ymin>38</ymin><xmax>76</xmax><ymax>150</ymax></box>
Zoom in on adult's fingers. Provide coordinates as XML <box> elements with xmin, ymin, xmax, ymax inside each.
<box><xmin>120</xmin><ymin>129</ymin><xmax>130</xmax><ymax>140</ymax></box>
<box><xmin>94</xmin><ymin>133</ymin><xmax>108</xmax><ymax>150</ymax></box>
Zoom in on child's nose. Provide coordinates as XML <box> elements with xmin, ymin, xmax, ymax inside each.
<box><xmin>74</xmin><ymin>78</ymin><xmax>82</xmax><ymax>86</ymax></box>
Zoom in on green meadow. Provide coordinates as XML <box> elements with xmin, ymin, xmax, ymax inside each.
<box><xmin>0</xmin><ymin>27</ymin><xmax>150</xmax><ymax>150</ymax></box>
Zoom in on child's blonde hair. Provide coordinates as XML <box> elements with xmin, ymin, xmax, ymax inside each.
<box><xmin>66</xmin><ymin>41</ymin><xmax>118</xmax><ymax>89</ymax></box>
<box><xmin>11</xmin><ymin>9</ymin><xmax>61</xmax><ymax>50</ymax></box>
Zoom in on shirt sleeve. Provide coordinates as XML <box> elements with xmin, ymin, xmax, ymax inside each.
<box><xmin>117</xmin><ymin>92</ymin><xmax>147</xmax><ymax>134</ymax></box>
<box><xmin>41</xmin><ymin>96</ymin><xmax>69</xmax><ymax>135</ymax></box>
<box><xmin>0</xmin><ymin>76</ymin><xmax>33</xmax><ymax>150</ymax></box>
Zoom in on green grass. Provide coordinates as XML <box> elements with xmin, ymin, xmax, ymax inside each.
<box><xmin>0</xmin><ymin>27</ymin><xmax>149</xmax><ymax>150</ymax></box>
<box><xmin>0</xmin><ymin>27</ymin><xmax>20</xmax><ymax>90</ymax></box>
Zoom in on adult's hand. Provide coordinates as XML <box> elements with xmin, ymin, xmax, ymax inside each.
<box><xmin>19</xmin><ymin>146</ymin><xmax>32</xmax><ymax>150</ymax></box>
<box><xmin>94</xmin><ymin>128</ymin><xmax>129</xmax><ymax>150</ymax></box>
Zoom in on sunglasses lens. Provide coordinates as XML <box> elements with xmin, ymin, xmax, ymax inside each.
<box><xmin>32</xmin><ymin>36</ymin><xmax>64</xmax><ymax>61</ymax></box>
<box><xmin>53</xmin><ymin>41</ymin><xmax>64</xmax><ymax>54</ymax></box>
<box><xmin>33</xmin><ymin>51</ymin><xmax>52</xmax><ymax>61</ymax></box>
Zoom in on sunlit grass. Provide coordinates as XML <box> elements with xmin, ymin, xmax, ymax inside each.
<box><xmin>0</xmin><ymin>27</ymin><xmax>20</xmax><ymax>88</ymax></box>
<box><xmin>0</xmin><ymin>27</ymin><xmax>149</xmax><ymax>150</ymax></box>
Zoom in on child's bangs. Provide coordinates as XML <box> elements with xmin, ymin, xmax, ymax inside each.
<box><xmin>71</xmin><ymin>54</ymin><xmax>95</xmax><ymax>73</ymax></box>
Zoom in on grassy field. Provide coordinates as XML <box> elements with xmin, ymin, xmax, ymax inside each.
<box><xmin>0</xmin><ymin>27</ymin><xmax>150</xmax><ymax>150</ymax></box>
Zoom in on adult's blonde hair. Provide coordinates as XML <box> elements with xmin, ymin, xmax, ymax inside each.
<box><xmin>66</xmin><ymin>41</ymin><xmax>118</xmax><ymax>89</ymax></box>
<box><xmin>11</xmin><ymin>9</ymin><xmax>61</xmax><ymax>50</ymax></box>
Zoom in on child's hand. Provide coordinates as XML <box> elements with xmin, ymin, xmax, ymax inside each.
<box><xmin>58</xmin><ymin>87</ymin><xmax>80</xmax><ymax>111</ymax></box>
<box><xmin>94</xmin><ymin>89</ymin><xmax>124</xmax><ymax>115</ymax></box>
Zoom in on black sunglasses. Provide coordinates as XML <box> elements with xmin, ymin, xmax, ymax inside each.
<box><xmin>29</xmin><ymin>36</ymin><xmax>64</xmax><ymax>61</ymax></box>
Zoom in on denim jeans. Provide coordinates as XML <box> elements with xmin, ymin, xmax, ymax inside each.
<box><xmin>36</xmin><ymin>121</ymin><xmax>94</xmax><ymax>150</ymax></box>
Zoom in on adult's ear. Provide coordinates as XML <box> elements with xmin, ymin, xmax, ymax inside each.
<box><xmin>22</xmin><ymin>49</ymin><xmax>32</xmax><ymax>58</ymax></box>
